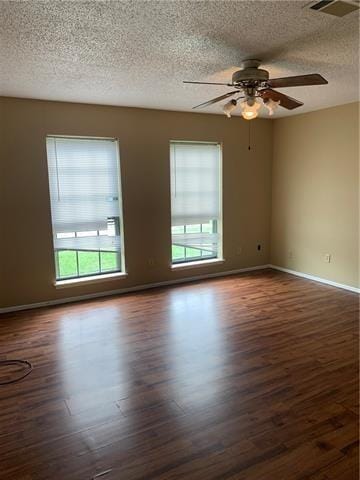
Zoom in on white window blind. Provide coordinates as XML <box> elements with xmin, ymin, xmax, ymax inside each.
<box><xmin>170</xmin><ymin>142</ymin><xmax>222</xmax><ymax>263</ymax></box>
<box><xmin>46</xmin><ymin>136</ymin><xmax>124</xmax><ymax>280</ymax></box>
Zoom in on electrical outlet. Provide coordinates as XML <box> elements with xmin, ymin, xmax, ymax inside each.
<box><xmin>148</xmin><ymin>258</ymin><xmax>156</xmax><ymax>267</ymax></box>
<box><xmin>236</xmin><ymin>247</ymin><xmax>242</xmax><ymax>256</ymax></box>
<box><xmin>324</xmin><ymin>253</ymin><xmax>331</xmax><ymax>263</ymax></box>
<box><xmin>288</xmin><ymin>250</ymin><xmax>294</xmax><ymax>259</ymax></box>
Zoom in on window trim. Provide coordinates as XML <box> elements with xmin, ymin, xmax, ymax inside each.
<box><xmin>171</xmin><ymin>258</ymin><xmax>225</xmax><ymax>270</ymax></box>
<box><xmin>55</xmin><ymin>271</ymin><xmax>128</xmax><ymax>288</ymax></box>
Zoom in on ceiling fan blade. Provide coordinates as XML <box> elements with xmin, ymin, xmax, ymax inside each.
<box><xmin>259</xmin><ymin>88</ymin><xmax>303</xmax><ymax>110</ymax></box>
<box><xmin>184</xmin><ymin>81</ymin><xmax>234</xmax><ymax>86</ymax></box>
<box><xmin>192</xmin><ymin>90</ymin><xmax>240</xmax><ymax>109</ymax></box>
<box><xmin>267</xmin><ymin>74</ymin><xmax>328</xmax><ymax>88</ymax></box>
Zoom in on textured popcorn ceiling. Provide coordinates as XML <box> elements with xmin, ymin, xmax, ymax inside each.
<box><xmin>0</xmin><ymin>0</ymin><xmax>359</xmax><ymax>117</ymax></box>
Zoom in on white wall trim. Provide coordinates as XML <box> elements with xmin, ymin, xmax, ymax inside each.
<box><xmin>269</xmin><ymin>264</ymin><xmax>360</xmax><ymax>294</ymax></box>
<box><xmin>0</xmin><ymin>264</ymin><xmax>270</xmax><ymax>314</ymax></box>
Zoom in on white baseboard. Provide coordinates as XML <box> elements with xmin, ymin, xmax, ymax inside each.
<box><xmin>3</xmin><ymin>264</ymin><xmax>357</xmax><ymax>314</ymax></box>
<box><xmin>269</xmin><ymin>264</ymin><xmax>360</xmax><ymax>294</ymax></box>
<box><xmin>0</xmin><ymin>264</ymin><xmax>270</xmax><ymax>314</ymax></box>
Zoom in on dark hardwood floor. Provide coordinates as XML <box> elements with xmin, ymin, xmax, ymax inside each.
<box><xmin>0</xmin><ymin>269</ymin><xmax>358</xmax><ymax>479</ymax></box>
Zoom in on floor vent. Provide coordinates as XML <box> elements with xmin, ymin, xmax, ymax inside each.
<box><xmin>308</xmin><ymin>0</ymin><xmax>359</xmax><ymax>16</ymax></box>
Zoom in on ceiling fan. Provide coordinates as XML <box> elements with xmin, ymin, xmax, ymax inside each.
<box><xmin>184</xmin><ymin>59</ymin><xmax>328</xmax><ymax>120</ymax></box>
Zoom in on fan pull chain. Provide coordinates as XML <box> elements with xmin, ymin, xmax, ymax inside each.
<box><xmin>248</xmin><ymin>121</ymin><xmax>251</xmax><ymax>151</ymax></box>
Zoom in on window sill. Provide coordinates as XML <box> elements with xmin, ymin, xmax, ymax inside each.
<box><xmin>55</xmin><ymin>272</ymin><xmax>128</xmax><ymax>288</ymax></box>
<box><xmin>171</xmin><ymin>258</ymin><xmax>225</xmax><ymax>271</ymax></box>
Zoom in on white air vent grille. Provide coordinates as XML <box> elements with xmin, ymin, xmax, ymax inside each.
<box><xmin>307</xmin><ymin>0</ymin><xmax>359</xmax><ymax>16</ymax></box>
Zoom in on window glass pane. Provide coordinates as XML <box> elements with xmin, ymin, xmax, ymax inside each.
<box><xmin>100</xmin><ymin>251</ymin><xmax>119</xmax><ymax>272</ymax></box>
<box><xmin>46</xmin><ymin>137</ymin><xmax>125</xmax><ymax>280</ymax></box>
<box><xmin>171</xmin><ymin>225</ymin><xmax>185</xmax><ymax>235</ymax></box>
<box><xmin>76</xmin><ymin>231</ymin><xmax>98</xmax><ymax>237</ymax></box>
<box><xmin>57</xmin><ymin>250</ymin><xmax>78</xmax><ymax>278</ymax></box>
<box><xmin>78</xmin><ymin>251</ymin><xmax>100</xmax><ymax>276</ymax></box>
<box><xmin>201</xmin><ymin>222</ymin><xmax>212</xmax><ymax>233</ymax></box>
<box><xmin>171</xmin><ymin>223</ymin><xmax>218</xmax><ymax>262</ymax></box>
<box><xmin>185</xmin><ymin>224</ymin><xmax>201</xmax><ymax>233</ymax></box>
<box><xmin>185</xmin><ymin>247</ymin><xmax>201</xmax><ymax>259</ymax></box>
<box><xmin>172</xmin><ymin>245</ymin><xmax>185</xmax><ymax>261</ymax></box>
<box><xmin>57</xmin><ymin>232</ymin><xmax>75</xmax><ymax>239</ymax></box>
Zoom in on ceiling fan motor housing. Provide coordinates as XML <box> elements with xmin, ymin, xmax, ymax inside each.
<box><xmin>232</xmin><ymin>67</ymin><xmax>269</xmax><ymax>84</ymax></box>
<box><xmin>232</xmin><ymin>59</ymin><xmax>269</xmax><ymax>85</ymax></box>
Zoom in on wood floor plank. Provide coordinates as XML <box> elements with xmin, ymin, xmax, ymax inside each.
<box><xmin>0</xmin><ymin>269</ymin><xmax>358</xmax><ymax>479</ymax></box>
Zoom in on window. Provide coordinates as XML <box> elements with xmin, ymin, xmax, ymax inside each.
<box><xmin>46</xmin><ymin>136</ymin><xmax>125</xmax><ymax>281</ymax></box>
<box><xmin>170</xmin><ymin>141</ymin><xmax>222</xmax><ymax>265</ymax></box>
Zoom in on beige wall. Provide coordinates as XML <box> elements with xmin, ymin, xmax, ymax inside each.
<box><xmin>1</xmin><ymin>98</ymin><xmax>358</xmax><ymax>309</ymax></box>
<box><xmin>271</xmin><ymin>102</ymin><xmax>359</xmax><ymax>288</ymax></box>
<box><xmin>0</xmin><ymin>97</ymin><xmax>272</xmax><ymax>308</ymax></box>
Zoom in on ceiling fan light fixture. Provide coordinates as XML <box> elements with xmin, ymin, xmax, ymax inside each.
<box><xmin>264</xmin><ymin>98</ymin><xmax>280</xmax><ymax>116</ymax></box>
<box><xmin>240</xmin><ymin>98</ymin><xmax>261</xmax><ymax>120</ymax></box>
<box><xmin>223</xmin><ymin>99</ymin><xmax>237</xmax><ymax>118</ymax></box>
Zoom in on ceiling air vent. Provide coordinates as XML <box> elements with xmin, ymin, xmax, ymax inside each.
<box><xmin>308</xmin><ymin>0</ymin><xmax>359</xmax><ymax>16</ymax></box>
